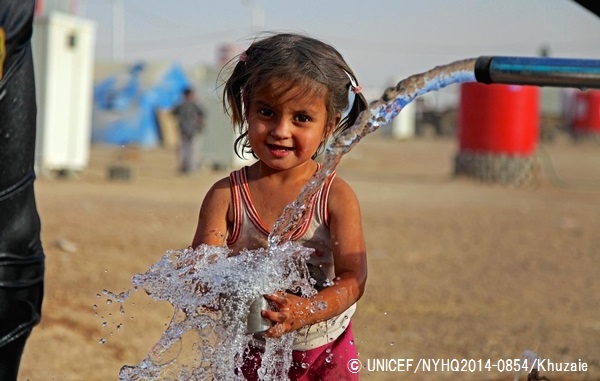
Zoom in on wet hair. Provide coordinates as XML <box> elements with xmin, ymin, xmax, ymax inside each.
<box><xmin>222</xmin><ymin>33</ymin><xmax>368</xmax><ymax>159</ymax></box>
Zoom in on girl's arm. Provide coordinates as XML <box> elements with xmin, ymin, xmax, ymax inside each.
<box><xmin>191</xmin><ymin>177</ymin><xmax>232</xmax><ymax>248</ymax></box>
<box><xmin>263</xmin><ymin>177</ymin><xmax>367</xmax><ymax>337</ymax></box>
<box><xmin>177</xmin><ymin>178</ymin><xmax>230</xmax><ymax>314</ymax></box>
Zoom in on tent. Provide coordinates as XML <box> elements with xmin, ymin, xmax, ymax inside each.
<box><xmin>92</xmin><ymin>62</ymin><xmax>190</xmax><ymax>147</ymax></box>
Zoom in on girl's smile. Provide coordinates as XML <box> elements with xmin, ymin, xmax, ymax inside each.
<box><xmin>267</xmin><ymin>143</ymin><xmax>294</xmax><ymax>158</ymax></box>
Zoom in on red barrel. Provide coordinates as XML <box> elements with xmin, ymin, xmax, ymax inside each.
<box><xmin>459</xmin><ymin>83</ymin><xmax>539</xmax><ymax>155</ymax></box>
<box><xmin>572</xmin><ymin>90</ymin><xmax>600</xmax><ymax>134</ymax></box>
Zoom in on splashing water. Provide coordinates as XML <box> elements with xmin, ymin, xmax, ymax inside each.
<box><xmin>102</xmin><ymin>59</ymin><xmax>476</xmax><ymax>381</ymax></box>
<box><xmin>107</xmin><ymin>242</ymin><xmax>316</xmax><ymax>380</ymax></box>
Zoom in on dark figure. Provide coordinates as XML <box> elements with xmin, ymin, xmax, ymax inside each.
<box><xmin>0</xmin><ymin>1</ymin><xmax>45</xmax><ymax>380</ymax></box>
<box><xmin>172</xmin><ymin>88</ymin><xmax>205</xmax><ymax>174</ymax></box>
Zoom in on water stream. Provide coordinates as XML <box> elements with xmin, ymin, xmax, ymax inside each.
<box><xmin>99</xmin><ymin>59</ymin><xmax>477</xmax><ymax>381</ymax></box>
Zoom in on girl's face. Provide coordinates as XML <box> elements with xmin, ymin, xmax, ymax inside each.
<box><xmin>246</xmin><ymin>79</ymin><xmax>337</xmax><ymax>172</ymax></box>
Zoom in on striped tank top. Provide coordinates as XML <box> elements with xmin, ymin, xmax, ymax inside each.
<box><xmin>227</xmin><ymin>166</ymin><xmax>357</xmax><ymax>350</ymax></box>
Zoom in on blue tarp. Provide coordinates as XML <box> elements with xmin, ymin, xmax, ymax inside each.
<box><xmin>92</xmin><ymin>62</ymin><xmax>190</xmax><ymax>147</ymax></box>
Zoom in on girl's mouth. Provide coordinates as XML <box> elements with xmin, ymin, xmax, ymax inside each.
<box><xmin>267</xmin><ymin>144</ymin><xmax>294</xmax><ymax>157</ymax></box>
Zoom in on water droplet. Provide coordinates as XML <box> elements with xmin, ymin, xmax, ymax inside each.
<box><xmin>390</xmin><ymin>342</ymin><xmax>395</xmax><ymax>346</ymax></box>
<box><xmin>301</xmin><ymin>362</ymin><xmax>309</xmax><ymax>369</ymax></box>
<box><xmin>117</xmin><ymin>323</ymin><xmax>123</xmax><ymax>331</ymax></box>
<box><xmin>325</xmin><ymin>353</ymin><xmax>334</xmax><ymax>363</ymax></box>
<box><xmin>99</xmin><ymin>338</ymin><xmax>106</xmax><ymax>344</ymax></box>
<box><xmin>96</xmin><ymin>293</ymin><xmax>101</xmax><ymax>299</ymax></box>
<box><xmin>102</xmin><ymin>322</ymin><xmax>108</xmax><ymax>328</ymax></box>
<box><xmin>106</xmin><ymin>299</ymin><xmax>113</xmax><ymax>305</ymax></box>
<box><xmin>92</xmin><ymin>304</ymin><xmax>98</xmax><ymax>310</ymax></box>
<box><xmin>120</xmin><ymin>305</ymin><xmax>125</xmax><ymax>315</ymax></box>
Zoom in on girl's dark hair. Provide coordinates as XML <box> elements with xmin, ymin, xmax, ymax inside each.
<box><xmin>221</xmin><ymin>33</ymin><xmax>368</xmax><ymax>159</ymax></box>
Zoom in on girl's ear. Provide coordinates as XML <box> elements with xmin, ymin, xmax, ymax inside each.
<box><xmin>326</xmin><ymin>112</ymin><xmax>341</xmax><ymax>137</ymax></box>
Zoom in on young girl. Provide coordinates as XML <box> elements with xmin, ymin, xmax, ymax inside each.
<box><xmin>191</xmin><ymin>33</ymin><xmax>368</xmax><ymax>380</ymax></box>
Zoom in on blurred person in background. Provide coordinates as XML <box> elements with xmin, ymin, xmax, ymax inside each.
<box><xmin>172</xmin><ymin>88</ymin><xmax>206</xmax><ymax>174</ymax></box>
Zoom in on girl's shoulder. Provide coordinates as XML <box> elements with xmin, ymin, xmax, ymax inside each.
<box><xmin>206</xmin><ymin>167</ymin><xmax>252</xmax><ymax>205</ymax></box>
<box><xmin>211</xmin><ymin>175</ymin><xmax>233</xmax><ymax>191</ymax></box>
<box><xmin>324</xmin><ymin>174</ymin><xmax>363</xmax><ymax>231</ymax></box>
<box><xmin>328</xmin><ymin>174</ymin><xmax>354</xmax><ymax>193</ymax></box>
<box><xmin>327</xmin><ymin>175</ymin><xmax>360</xmax><ymax>210</ymax></box>
<box><xmin>203</xmin><ymin>176</ymin><xmax>233</xmax><ymax>205</ymax></box>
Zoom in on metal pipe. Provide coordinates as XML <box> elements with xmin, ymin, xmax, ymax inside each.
<box><xmin>474</xmin><ymin>56</ymin><xmax>600</xmax><ymax>89</ymax></box>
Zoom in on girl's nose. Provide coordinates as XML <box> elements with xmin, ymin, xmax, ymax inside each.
<box><xmin>270</xmin><ymin>119</ymin><xmax>291</xmax><ymax>139</ymax></box>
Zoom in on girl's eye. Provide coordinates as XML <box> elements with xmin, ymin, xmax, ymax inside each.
<box><xmin>296</xmin><ymin>114</ymin><xmax>310</xmax><ymax>123</ymax></box>
<box><xmin>258</xmin><ymin>108</ymin><xmax>274</xmax><ymax>117</ymax></box>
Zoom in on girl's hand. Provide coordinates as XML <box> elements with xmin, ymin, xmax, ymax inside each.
<box><xmin>261</xmin><ymin>292</ymin><xmax>312</xmax><ymax>338</ymax></box>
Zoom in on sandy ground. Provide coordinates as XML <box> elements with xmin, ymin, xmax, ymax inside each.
<box><xmin>18</xmin><ymin>132</ymin><xmax>600</xmax><ymax>381</ymax></box>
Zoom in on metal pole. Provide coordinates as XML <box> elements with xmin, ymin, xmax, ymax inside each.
<box><xmin>111</xmin><ymin>0</ymin><xmax>124</xmax><ymax>61</ymax></box>
<box><xmin>241</xmin><ymin>0</ymin><xmax>264</xmax><ymax>32</ymax></box>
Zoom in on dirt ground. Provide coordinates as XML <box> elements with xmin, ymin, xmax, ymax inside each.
<box><xmin>18</xmin><ymin>132</ymin><xmax>600</xmax><ymax>381</ymax></box>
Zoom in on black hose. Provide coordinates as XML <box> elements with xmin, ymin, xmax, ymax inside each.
<box><xmin>474</xmin><ymin>56</ymin><xmax>600</xmax><ymax>89</ymax></box>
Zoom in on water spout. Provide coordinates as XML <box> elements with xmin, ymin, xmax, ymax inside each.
<box><xmin>270</xmin><ymin>58</ymin><xmax>477</xmax><ymax>243</ymax></box>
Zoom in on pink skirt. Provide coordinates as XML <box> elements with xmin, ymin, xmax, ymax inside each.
<box><xmin>241</xmin><ymin>322</ymin><xmax>359</xmax><ymax>380</ymax></box>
